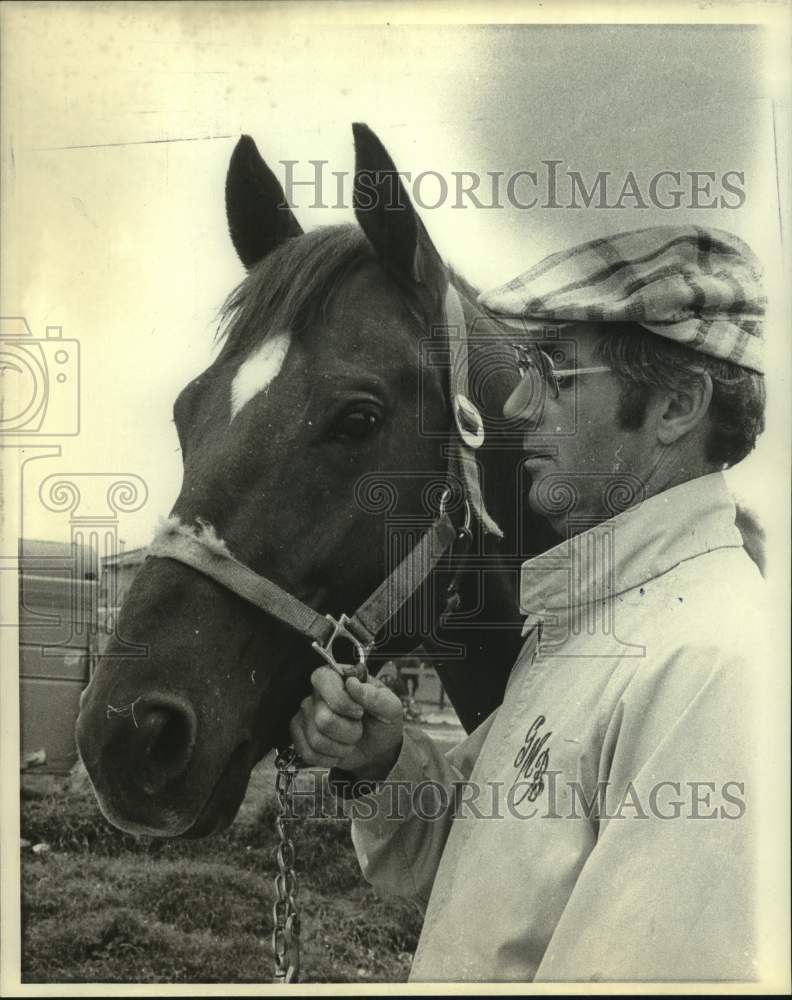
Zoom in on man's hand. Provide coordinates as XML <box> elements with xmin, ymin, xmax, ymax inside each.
<box><xmin>289</xmin><ymin>666</ymin><xmax>404</xmax><ymax>780</ymax></box>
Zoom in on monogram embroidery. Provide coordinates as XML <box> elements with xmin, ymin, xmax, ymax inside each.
<box><xmin>512</xmin><ymin>714</ymin><xmax>552</xmax><ymax>803</ymax></box>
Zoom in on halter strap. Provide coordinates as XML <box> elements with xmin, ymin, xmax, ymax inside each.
<box><xmin>443</xmin><ymin>286</ymin><xmax>503</xmax><ymax>538</ymax></box>
<box><xmin>148</xmin><ymin>526</ymin><xmax>332</xmax><ymax>645</ymax></box>
<box><xmin>148</xmin><ymin>510</ymin><xmax>459</xmax><ymax>673</ymax></box>
<box><xmin>147</xmin><ymin>278</ymin><xmax>500</xmax><ymax>674</ymax></box>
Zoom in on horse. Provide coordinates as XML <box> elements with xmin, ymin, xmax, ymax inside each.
<box><xmin>75</xmin><ymin>123</ymin><xmax>557</xmax><ymax>839</ymax></box>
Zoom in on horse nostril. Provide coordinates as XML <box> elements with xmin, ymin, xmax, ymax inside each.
<box><xmin>135</xmin><ymin>702</ymin><xmax>196</xmax><ymax>794</ymax></box>
<box><xmin>143</xmin><ymin>708</ymin><xmax>189</xmax><ymax>765</ymax></box>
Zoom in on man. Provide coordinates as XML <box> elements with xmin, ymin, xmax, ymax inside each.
<box><xmin>289</xmin><ymin>226</ymin><xmax>768</xmax><ymax>982</ymax></box>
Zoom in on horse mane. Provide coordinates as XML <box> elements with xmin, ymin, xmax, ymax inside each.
<box><xmin>217</xmin><ymin>219</ymin><xmax>499</xmax><ymax>359</ymax></box>
<box><xmin>217</xmin><ymin>225</ymin><xmax>375</xmax><ymax>355</ymax></box>
<box><xmin>219</xmin><ymin>224</ymin><xmax>453</xmax><ymax>357</ymax></box>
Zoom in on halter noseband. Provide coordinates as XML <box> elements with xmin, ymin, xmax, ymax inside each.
<box><xmin>146</xmin><ymin>284</ymin><xmax>499</xmax><ymax>680</ymax></box>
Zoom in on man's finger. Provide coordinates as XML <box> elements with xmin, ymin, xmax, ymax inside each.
<box><xmin>304</xmin><ymin>714</ymin><xmax>355</xmax><ymax>760</ymax></box>
<box><xmin>313</xmin><ymin>699</ymin><xmax>364</xmax><ymax>744</ymax></box>
<box><xmin>345</xmin><ymin>676</ymin><xmax>402</xmax><ymax>722</ymax></box>
<box><xmin>290</xmin><ymin>713</ymin><xmax>343</xmax><ymax>769</ymax></box>
<box><xmin>311</xmin><ymin>666</ymin><xmax>365</xmax><ymax>719</ymax></box>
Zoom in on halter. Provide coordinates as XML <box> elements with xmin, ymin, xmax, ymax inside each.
<box><xmin>147</xmin><ymin>283</ymin><xmax>500</xmax><ymax>679</ymax></box>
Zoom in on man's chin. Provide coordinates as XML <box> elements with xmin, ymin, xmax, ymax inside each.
<box><xmin>524</xmin><ymin>475</ymin><xmax>581</xmax><ymax>540</ymax></box>
<box><xmin>526</xmin><ymin>476</ymin><xmax>560</xmax><ymax>514</ymax></box>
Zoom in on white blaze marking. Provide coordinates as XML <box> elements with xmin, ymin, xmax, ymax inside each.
<box><xmin>230</xmin><ymin>331</ymin><xmax>292</xmax><ymax>420</ymax></box>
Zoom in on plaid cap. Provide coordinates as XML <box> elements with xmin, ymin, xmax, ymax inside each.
<box><xmin>478</xmin><ymin>226</ymin><xmax>765</xmax><ymax>373</ymax></box>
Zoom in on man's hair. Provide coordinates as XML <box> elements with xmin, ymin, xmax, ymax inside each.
<box><xmin>595</xmin><ymin>323</ymin><xmax>766</xmax><ymax>467</ymax></box>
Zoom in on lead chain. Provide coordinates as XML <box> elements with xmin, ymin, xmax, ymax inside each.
<box><xmin>272</xmin><ymin>746</ymin><xmax>301</xmax><ymax>984</ymax></box>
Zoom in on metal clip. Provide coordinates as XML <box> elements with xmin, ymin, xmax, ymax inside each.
<box><xmin>439</xmin><ymin>489</ymin><xmax>472</xmax><ymax>536</ymax></box>
<box><xmin>453</xmin><ymin>393</ymin><xmax>485</xmax><ymax>449</ymax></box>
<box><xmin>311</xmin><ymin>613</ymin><xmax>369</xmax><ymax>682</ymax></box>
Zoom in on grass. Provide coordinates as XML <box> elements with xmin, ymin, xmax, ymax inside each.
<box><xmin>20</xmin><ymin>762</ymin><xmax>423</xmax><ymax>984</ymax></box>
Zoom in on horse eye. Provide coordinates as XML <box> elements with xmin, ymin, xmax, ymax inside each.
<box><xmin>334</xmin><ymin>409</ymin><xmax>382</xmax><ymax>441</ymax></box>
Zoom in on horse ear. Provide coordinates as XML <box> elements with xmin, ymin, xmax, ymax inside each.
<box><xmin>225</xmin><ymin>135</ymin><xmax>303</xmax><ymax>269</ymax></box>
<box><xmin>352</xmin><ymin>123</ymin><xmax>444</xmax><ymax>289</ymax></box>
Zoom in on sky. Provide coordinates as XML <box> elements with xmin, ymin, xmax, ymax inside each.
<box><xmin>1</xmin><ymin>4</ymin><xmax>788</xmax><ymax>557</ymax></box>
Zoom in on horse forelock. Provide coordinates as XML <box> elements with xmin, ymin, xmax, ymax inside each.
<box><xmin>218</xmin><ymin>226</ymin><xmax>375</xmax><ymax>357</ymax></box>
<box><xmin>217</xmin><ymin>223</ymin><xmax>459</xmax><ymax>363</ymax></box>
<box><xmin>209</xmin><ymin>224</ymin><xmax>521</xmax><ymax>447</ymax></box>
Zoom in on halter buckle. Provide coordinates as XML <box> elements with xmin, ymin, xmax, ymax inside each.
<box><xmin>311</xmin><ymin>613</ymin><xmax>370</xmax><ymax>682</ymax></box>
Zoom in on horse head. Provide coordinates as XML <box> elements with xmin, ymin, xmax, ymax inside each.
<box><xmin>76</xmin><ymin>124</ymin><xmax>524</xmax><ymax>837</ymax></box>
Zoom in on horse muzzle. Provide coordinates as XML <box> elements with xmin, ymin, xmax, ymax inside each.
<box><xmin>76</xmin><ymin>661</ymin><xmax>262</xmax><ymax>838</ymax></box>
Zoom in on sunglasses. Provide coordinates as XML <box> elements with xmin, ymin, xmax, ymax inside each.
<box><xmin>504</xmin><ymin>343</ymin><xmax>612</xmax><ymax>420</ymax></box>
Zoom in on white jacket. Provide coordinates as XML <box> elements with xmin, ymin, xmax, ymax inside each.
<box><xmin>344</xmin><ymin>472</ymin><xmax>766</xmax><ymax>982</ymax></box>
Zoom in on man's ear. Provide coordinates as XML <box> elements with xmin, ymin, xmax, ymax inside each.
<box><xmin>226</xmin><ymin>135</ymin><xmax>303</xmax><ymax>269</ymax></box>
<box><xmin>654</xmin><ymin>374</ymin><xmax>714</xmax><ymax>445</ymax></box>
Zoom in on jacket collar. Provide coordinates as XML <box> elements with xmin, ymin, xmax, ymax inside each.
<box><xmin>519</xmin><ymin>471</ymin><xmax>744</xmax><ymax>622</ymax></box>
